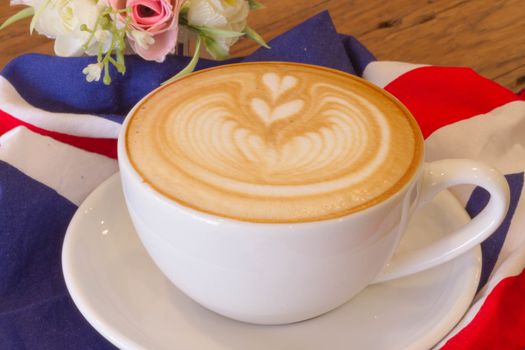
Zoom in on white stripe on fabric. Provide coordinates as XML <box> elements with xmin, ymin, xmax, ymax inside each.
<box><xmin>426</xmin><ymin>100</ymin><xmax>525</xmax><ymax>202</ymax></box>
<box><xmin>0</xmin><ymin>126</ymin><xmax>118</xmax><ymax>205</ymax></box>
<box><xmin>0</xmin><ymin>76</ymin><xmax>121</xmax><ymax>138</ymax></box>
<box><xmin>362</xmin><ymin>61</ymin><xmax>427</xmax><ymax>88</ymax></box>
<box><xmin>426</xmin><ymin>100</ymin><xmax>525</xmax><ymax>347</ymax></box>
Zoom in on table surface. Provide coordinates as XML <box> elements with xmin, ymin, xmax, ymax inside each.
<box><xmin>1</xmin><ymin>0</ymin><xmax>524</xmax><ymax>91</ymax></box>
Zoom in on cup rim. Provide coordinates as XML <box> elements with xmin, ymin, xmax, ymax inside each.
<box><xmin>118</xmin><ymin>61</ymin><xmax>425</xmax><ymax>226</ymax></box>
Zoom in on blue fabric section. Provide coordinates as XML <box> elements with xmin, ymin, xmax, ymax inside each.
<box><xmin>0</xmin><ymin>54</ymin><xmax>231</xmax><ymax>120</ymax></box>
<box><xmin>465</xmin><ymin>173</ymin><xmax>524</xmax><ymax>292</ymax></box>
<box><xmin>0</xmin><ymin>161</ymin><xmax>115</xmax><ymax>349</ymax></box>
<box><xmin>339</xmin><ymin>34</ymin><xmax>376</xmax><ymax>76</ymax></box>
<box><xmin>0</xmin><ymin>12</ymin><xmax>377</xmax><ymax>349</ymax></box>
<box><xmin>242</xmin><ymin>11</ymin><xmax>357</xmax><ymax>74</ymax></box>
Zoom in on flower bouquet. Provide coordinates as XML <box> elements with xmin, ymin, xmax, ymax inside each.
<box><xmin>1</xmin><ymin>0</ymin><xmax>268</xmax><ymax>84</ymax></box>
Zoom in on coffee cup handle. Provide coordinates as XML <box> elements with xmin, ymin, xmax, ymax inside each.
<box><xmin>373</xmin><ymin>159</ymin><xmax>510</xmax><ymax>283</ymax></box>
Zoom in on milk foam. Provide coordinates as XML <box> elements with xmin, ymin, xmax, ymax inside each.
<box><xmin>126</xmin><ymin>63</ymin><xmax>423</xmax><ymax>222</ymax></box>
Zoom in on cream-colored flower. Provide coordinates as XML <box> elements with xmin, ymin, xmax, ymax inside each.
<box><xmin>187</xmin><ymin>0</ymin><xmax>249</xmax><ymax>54</ymax></box>
<box><xmin>83</xmin><ymin>29</ymin><xmax>112</xmax><ymax>55</ymax></box>
<box><xmin>16</xmin><ymin>0</ymin><xmax>110</xmax><ymax>57</ymax></box>
<box><xmin>82</xmin><ymin>63</ymin><xmax>103</xmax><ymax>82</ymax></box>
<box><xmin>130</xmin><ymin>29</ymin><xmax>155</xmax><ymax>50</ymax></box>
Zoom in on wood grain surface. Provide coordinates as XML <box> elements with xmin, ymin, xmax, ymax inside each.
<box><xmin>1</xmin><ymin>0</ymin><xmax>524</xmax><ymax>91</ymax></box>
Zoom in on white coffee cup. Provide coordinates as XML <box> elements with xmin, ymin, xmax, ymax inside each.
<box><xmin>117</xmin><ymin>65</ymin><xmax>509</xmax><ymax>325</ymax></box>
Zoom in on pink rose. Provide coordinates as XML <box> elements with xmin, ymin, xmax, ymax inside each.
<box><xmin>109</xmin><ymin>0</ymin><xmax>182</xmax><ymax>62</ymax></box>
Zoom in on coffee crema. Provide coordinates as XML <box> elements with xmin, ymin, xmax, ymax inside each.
<box><xmin>126</xmin><ymin>62</ymin><xmax>423</xmax><ymax>223</ymax></box>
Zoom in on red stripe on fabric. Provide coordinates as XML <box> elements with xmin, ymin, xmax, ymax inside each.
<box><xmin>441</xmin><ymin>268</ymin><xmax>525</xmax><ymax>350</ymax></box>
<box><xmin>0</xmin><ymin>109</ymin><xmax>117</xmax><ymax>159</ymax></box>
<box><xmin>384</xmin><ymin>67</ymin><xmax>520</xmax><ymax>138</ymax></box>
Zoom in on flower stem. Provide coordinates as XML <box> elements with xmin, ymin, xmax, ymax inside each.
<box><xmin>161</xmin><ymin>35</ymin><xmax>202</xmax><ymax>85</ymax></box>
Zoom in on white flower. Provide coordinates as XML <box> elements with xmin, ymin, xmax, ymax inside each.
<box><xmin>187</xmin><ymin>0</ymin><xmax>249</xmax><ymax>54</ymax></box>
<box><xmin>18</xmin><ymin>0</ymin><xmax>108</xmax><ymax>57</ymax></box>
<box><xmin>83</xmin><ymin>29</ymin><xmax>112</xmax><ymax>55</ymax></box>
<box><xmin>130</xmin><ymin>30</ymin><xmax>155</xmax><ymax>50</ymax></box>
<box><xmin>82</xmin><ymin>63</ymin><xmax>103</xmax><ymax>82</ymax></box>
<box><xmin>94</xmin><ymin>29</ymin><xmax>110</xmax><ymax>44</ymax></box>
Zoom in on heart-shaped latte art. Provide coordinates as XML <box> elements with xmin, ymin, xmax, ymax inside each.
<box><xmin>126</xmin><ymin>63</ymin><xmax>420</xmax><ymax>222</ymax></box>
<box><xmin>249</xmin><ymin>73</ymin><xmax>305</xmax><ymax>125</ymax></box>
<box><xmin>161</xmin><ymin>83</ymin><xmax>389</xmax><ymax>191</ymax></box>
<box><xmin>262</xmin><ymin>73</ymin><xmax>298</xmax><ymax>101</ymax></box>
<box><xmin>250</xmin><ymin>98</ymin><xmax>304</xmax><ymax>125</ymax></box>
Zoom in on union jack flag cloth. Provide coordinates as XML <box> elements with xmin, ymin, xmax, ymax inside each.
<box><xmin>1</xmin><ymin>11</ymin><xmax>524</xmax><ymax>349</ymax></box>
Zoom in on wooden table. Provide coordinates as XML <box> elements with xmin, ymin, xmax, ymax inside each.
<box><xmin>1</xmin><ymin>0</ymin><xmax>524</xmax><ymax>91</ymax></box>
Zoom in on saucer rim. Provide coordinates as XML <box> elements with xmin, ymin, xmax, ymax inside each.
<box><xmin>62</xmin><ymin>173</ymin><xmax>481</xmax><ymax>350</ymax></box>
<box><xmin>62</xmin><ymin>175</ymin><xmax>140</xmax><ymax>350</ymax></box>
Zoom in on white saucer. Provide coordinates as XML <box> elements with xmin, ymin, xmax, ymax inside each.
<box><xmin>62</xmin><ymin>174</ymin><xmax>481</xmax><ymax>350</ymax></box>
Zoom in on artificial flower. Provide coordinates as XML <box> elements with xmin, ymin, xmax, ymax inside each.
<box><xmin>109</xmin><ymin>0</ymin><xmax>183</xmax><ymax>62</ymax></box>
<box><xmin>130</xmin><ymin>28</ymin><xmax>154</xmax><ymax>49</ymax></box>
<box><xmin>186</xmin><ymin>0</ymin><xmax>249</xmax><ymax>57</ymax></box>
<box><xmin>3</xmin><ymin>0</ymin><xmax>267</xmax><ymax>84</ymax></box>
<box><xmin>11</xmin><ymin>0</ymin><xmax>110</xmax><ymax>56</ymax></box>
<box><xmin>82</xmin><ymin>62</ymin><xmax>103</xmax><ymax>81</ymax></box>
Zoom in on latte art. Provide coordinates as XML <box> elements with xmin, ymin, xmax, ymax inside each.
<box><xmin>126</xmin><ymin>63</ymin><xmax>423</xmax><ymax>222</ymax></box>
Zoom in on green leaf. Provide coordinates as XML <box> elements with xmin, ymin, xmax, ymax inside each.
<box><xmin>179</xmin><ymin>5</ymin><xmax>189</xmax><ymax>17</ymax></box>
<box><xmin>244</xmin><ymin>26</ymin><xmax>269</xmax><ymax>49</ymax></box>
<box><xmin>161</xmin><ymin>35</ymin><xmax>202</xmax><ymax>85</ymax></box>
<box><xmin>203</xmin><ymin>35</ymin><xmax>230</xmax><ymax>60</ymax></box>
<box><xmin>192</xmin><ymin>25</ymin><xmax>245</xmax><ymax>39</ymax></box>
<box><xmin>248</xmin><ymin>0</ymin><xmax>265</xmax><ymax>10</ymax></box>
<box><xmin>178</xmin><ymin>5</ymin><xmax>189</xmax><ymax>26</ymax></box>
<box><xmin>30</xmin><ymin>0</ymin><xmax>51</xmax><ymax>34</ymax></box>
<box><xmin>0</xmin><ymin>7</ymin><xmax>34</xmax><ymax>31</ymax></box>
